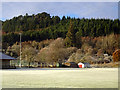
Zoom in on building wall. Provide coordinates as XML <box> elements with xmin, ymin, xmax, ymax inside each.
<box><xmin>1</xmin><ymin>59</ymin><xmax>10</xmax><ymax>68</ymax></box>
<box><xmin>0</xmin><ymin>60</ymin><xmax>2</xmax><ymax>69</ymax></box>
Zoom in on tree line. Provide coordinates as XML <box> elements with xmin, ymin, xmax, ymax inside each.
<box><xmin>2</xmin><ymin>12</ymin><xmax>120</xmax><ymax>47</ymax></box>
<box><xmin>5</xmin><ymin>34</ymin><xmax>120</xmax><ymax>67</ymax></box>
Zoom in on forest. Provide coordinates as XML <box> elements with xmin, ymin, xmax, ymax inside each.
<box><xmin>1</xmin><ymin>12</ymin><xmax>120</xmax><ymax>67</ymax></box>
<box><xmin>2</xmin><ymin>12</ymin><xmax>120</xmax><ymax>46</ymax></box>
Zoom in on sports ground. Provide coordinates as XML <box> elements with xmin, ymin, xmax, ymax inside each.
<box><xmin>2</xmin><ymin>68</ymin><xmax>118</xmax><ymax>88</ymax></box>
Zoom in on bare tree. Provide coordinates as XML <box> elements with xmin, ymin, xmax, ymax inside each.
<box><xmin>36</xmin><ymin>38</ymin><xmax>77</xmax><ymax>65</ymax></box>
<box><xmin>22</xmin><ymin>45</ymin><xmax>37</xmax><ymax>67</ymax></box>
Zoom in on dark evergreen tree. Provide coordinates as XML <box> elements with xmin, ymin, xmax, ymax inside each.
<box><xmin>65</xmin><ymin>20</ymin><xmax>76</xmax><ymax>47</ymax></box>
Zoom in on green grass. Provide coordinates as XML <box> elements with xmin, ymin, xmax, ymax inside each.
<box><xmin>2</xmin><ymin>68</ymin><xmax>118</xmax><ymax>88</ymax></box>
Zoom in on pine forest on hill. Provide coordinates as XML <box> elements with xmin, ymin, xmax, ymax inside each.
<box><xmin>1</xmin><ymin>12</ymin><xmax>120</xmax><ymax>67</ymax></box>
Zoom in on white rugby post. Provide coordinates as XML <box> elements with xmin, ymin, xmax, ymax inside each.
<box><xmin>19</xmin><ymin>33</ymin><xmax>22</xmax><ymax>68</ymax></box>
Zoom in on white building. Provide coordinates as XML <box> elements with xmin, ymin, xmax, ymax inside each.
<box><xmin>78</xmin><ymin>62</ymin><xmax>90</xmax><ymax>68</ymax></box>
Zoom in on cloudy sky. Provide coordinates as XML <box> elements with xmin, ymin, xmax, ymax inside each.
<box><xmin>1</xmin><ymin>2</ymin><xmax>118</xmax><ymax>21</ymax></box>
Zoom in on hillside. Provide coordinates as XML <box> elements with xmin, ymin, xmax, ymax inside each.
<box><xmin>1</xmin><ymin>12</ymin><xmax>120</xmax><ymax>67</ymax></box>
<box><xmin>2</xmin><ymin>12</ymin><xmax>120</xmax><ymax>46</ymax></box>
<box><xmin>2</xmin><ymin>12</ymin><xmax>120</xmax><ymax>34</ymax></box>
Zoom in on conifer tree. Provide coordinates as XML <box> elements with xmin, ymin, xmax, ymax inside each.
<box><xmin>65</xmin><ymin>20</ymin><xmax>76</xmax><ymax>47</ymax></box>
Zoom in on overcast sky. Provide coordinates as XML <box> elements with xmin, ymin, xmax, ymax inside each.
<box><xmin>1</xmin><ymin>2</ymin><xmax>118</xmax><ymax>21</ymax></box>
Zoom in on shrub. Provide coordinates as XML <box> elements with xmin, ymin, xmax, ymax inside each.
<box><xmin>113</xmin><ymin>49</ymin><xmax>120</xmax><ymax>62</ymax></box>
<box><xmin>97</xmin><ymin>49</ymin><xmax>104</xmax><ymax>58</ymax></box>
<box><xmin>81</xmin><ymin>43</ymin><xmax>91</xmax><ymax>54</ymax></box>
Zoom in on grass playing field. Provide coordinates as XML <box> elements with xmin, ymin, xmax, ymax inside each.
<box><xmin>2</xmin><ymin>68</ymin><xmax>118</xmax><ymax>88</ymax></box>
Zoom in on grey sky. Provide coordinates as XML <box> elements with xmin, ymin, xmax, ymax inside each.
<box><xmin>2</xmin><ymin>2</ymin><xmax>118</xmax><ymax>21</ymax></box>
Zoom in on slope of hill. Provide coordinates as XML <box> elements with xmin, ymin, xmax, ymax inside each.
<box><xmin>1</xmin><ymin>12</ymin><xmax>120</xmax><ymax>46</ymax></box>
